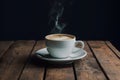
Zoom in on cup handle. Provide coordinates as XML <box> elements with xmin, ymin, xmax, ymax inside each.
<box><xmin>75</xmin><ymin>40</ymin><xmax>84</xmax><ymax>49</ymax></box>
<box><xmin>69</xmin><ymin>41</ymin><xmax>85</xmax><ymax>58</ymax></box>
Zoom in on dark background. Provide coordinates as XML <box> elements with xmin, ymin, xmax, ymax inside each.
<box><xmin>1</xmin><ymin>0</ymin><xmax>120</xmax><ymax>50</ymax></box>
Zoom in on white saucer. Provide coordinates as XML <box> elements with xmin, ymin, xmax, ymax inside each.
<box><xmin>35</xmin><ymin>47</ymin><xmax>87</xmax><ymax>64</ymax></box>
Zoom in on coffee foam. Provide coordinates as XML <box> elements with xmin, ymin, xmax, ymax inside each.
<box><xmin>51</xmin><ymin>36</ymin><xmax>72</xmax><ymax>40</ymax></box>
<box><xmin>46</xmin><ymin>34</ymin><xmax>74</xmax><ymax>40</ymax></box>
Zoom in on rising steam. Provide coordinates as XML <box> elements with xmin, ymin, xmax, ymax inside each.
<box><xmin>48</xmin><ymin>0</ymin><xmax>66</xmax><ymax>33</ymax></box>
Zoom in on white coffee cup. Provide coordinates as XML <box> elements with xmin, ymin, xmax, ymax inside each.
<box><xmin>45</xmin><ymin>34</ymin><xmax>84</xmax><ymax>58</ymax></box>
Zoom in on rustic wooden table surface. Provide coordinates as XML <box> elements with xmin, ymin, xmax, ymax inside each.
<box><xmin>0</xmin><ymin>40</ymin><xmax>120</xmax><ymax>80</ymax></box>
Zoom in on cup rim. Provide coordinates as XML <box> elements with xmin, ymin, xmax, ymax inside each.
<box><xmin>45</xmin><ymin>34</ymin><xmax>76</xmax><ymax>41</ymax></box>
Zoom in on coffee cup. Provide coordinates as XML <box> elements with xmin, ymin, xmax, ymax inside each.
<box><xmin>45</xmin><ymin>34</ymin><xmax>84</xmax><ymax>58</ymax></box>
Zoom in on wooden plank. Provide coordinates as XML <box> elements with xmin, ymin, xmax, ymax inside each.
<box><xmin>105</xmin><ymin>41</ymin><xmax>120</xmax><ymax>59</ymax></box>
<box><xmin>45</xmin><ymin>64</ymin><xmax>74</xmax><ymax>80</ymax></box>
<box><xmin>0</xmin><ymin>41</ymin><xmax>14</xmax><ymax>58</ymax></box>
<box><xmin>0</xmin><ymin>40</ymin><xmax>35</xmax><ymax>80</ymax></box>
<box><xmin>88</xmin><ymin>41</ymin><xmax>120</xmax><ymax>80</ymax></box>
<box><xmin>19</xmin><ymin>40</ymin><xmax>45</xmax><ymax>80</ymax></box>
<box><xmin>74</xmin><ymin>41</ymin><xmax>107</xmax><ymax>80</ymax></box>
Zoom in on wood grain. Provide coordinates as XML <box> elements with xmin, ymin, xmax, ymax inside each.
<box><xmin>88</xmin><ymin>41</ymin><xmax>120</xmax><ymax>80</ymax></box>
<box><xmin>0</xmin><ymin>40</ymin><xmax>35</xmax><ymax>80</ymax></box>
<box><xmin>19</xmin><ymin>40</ymin><xmax>45</xmax><ymax>80</ymax></box>
<box><xmin>0</xmin><ymin>41</ymin><xmax>14</xmax><ymax>58</ymax></box>
<box><xmin>74</xmin><ymin>41</ymin><xmax>107</xmax><ymax>80</ymax></box>
<box><xmin>45</xmin><ymin>64</ymin><xmax>74</xmax><ymax>80</ymax></box>
<box><xmin>105</xmin><ymin>41</ymin><xmax>120</xmax><ymax>59</ymax></box>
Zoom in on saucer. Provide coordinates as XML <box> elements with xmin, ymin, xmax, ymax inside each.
<box><xmin>35</xmin><ymin>47</ymin><xmax>87</xmax><ymax>64</ymax></box>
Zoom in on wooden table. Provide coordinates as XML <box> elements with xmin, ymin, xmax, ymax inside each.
<box><xmin>0</xmin><ymin>40</ymin><xmax>120</xmax><ymax>80</ymax></box>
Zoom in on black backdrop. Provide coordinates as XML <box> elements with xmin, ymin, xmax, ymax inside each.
<box><xmin>1</xmin><ymin>0</ymin><xmax>120</xmax><ymax>50</ymax></box>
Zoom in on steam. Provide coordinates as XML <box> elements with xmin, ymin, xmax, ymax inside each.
<box><xmin>49</xmin><ymin>0</ymin><xmax>66</xmax><ymax>33</ymax></box>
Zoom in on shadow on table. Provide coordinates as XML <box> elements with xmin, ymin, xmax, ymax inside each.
<box><xmin>30</xmin><ymin>54</ymin><xmax>73</xmax><ymax>68</ymax></box>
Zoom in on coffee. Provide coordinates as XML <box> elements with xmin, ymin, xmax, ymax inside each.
<box><xmin>46</xmin><ymin>34</ymin><xmax>74</xmax><ymax>40</ymax></box>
